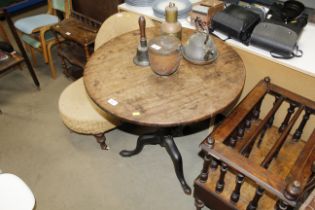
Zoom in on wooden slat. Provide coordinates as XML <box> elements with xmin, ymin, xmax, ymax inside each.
<box><xmin>261</xmin><ymin>106</ymin><xmax>303</xmax><ymax>168</ymax></box>
<box><xmin>269</xmin><ymin>83</ymin><xmax>315</xmax><ymax>111</ymax></box>
<box><xmin>203</xmin><ymin>79</ymin><xmax>268</xmax><ymax>144</ymax></box>
<box><xmin>239</xmin><ymin>97</ymin><xmax>284</xmax><ymax>154</ymax></box>
<box><xmin>287</xmin><ymin>129</ymin><xmax>315</xmax><ymax>186</ymax></box>
<box><xmin>200</xmin><ymin>141</ymin><xmax>296</xmax><ymax>206</ymax></box>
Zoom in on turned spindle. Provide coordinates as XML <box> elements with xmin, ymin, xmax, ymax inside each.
<box><xmin>246</xmin><ymin>187</ymin><xmax>264</xmax><ymax>210</ymax></box>
<box><xmin>199</xmin><ymin>154</ymin><xmax>211</xmax><ymax>183</ymax></box>
<box><xmin>293</xmin><ymin>109</ymin><xmax>311</xmax><ymax>141</ymax></box>
<box><xmin>215</xmin><ymin>162</ymin><xmax>228</xmax><ymax>193</ymax></box>
<box><xmin>279</xmin><ymin>103</ymin><xmax>297</xmax><ymax>133</ymax></box>
<box><xmin>230</xmin><ymin>173</ymin><xmax>245</xmax><ymax>203</ymax></box>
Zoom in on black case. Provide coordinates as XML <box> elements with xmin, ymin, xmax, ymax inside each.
<box><xmin>211</xmin><ymin>5</ymin><xmax>261</xmax><ymax>44</ymax></box>
<box><xmin>249</xmin><ymin>2</ymin><xmax>308</xmax><ymax>59</ymax></box>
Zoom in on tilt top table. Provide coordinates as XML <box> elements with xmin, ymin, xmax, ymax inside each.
<box><xmin>84</xmin><ymin>27</ymin><xmax>246</xmax><ymax>194</ymax></box>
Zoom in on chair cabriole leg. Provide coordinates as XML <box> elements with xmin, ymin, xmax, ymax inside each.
<box><xmin>94</xmin><ymin>132</ymin><xmax>109</xmax><ymax>150</ymax></box>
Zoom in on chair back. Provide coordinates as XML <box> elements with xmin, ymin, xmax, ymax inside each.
<box><xmin>48</xmin><ymin>0</ymin><xmax>71</xmax><ymax>19</ymax></box>
<box><xmin>94</xmin><ymin>12</ymin><xmax>155</xmax><ymax>51</ymax></box>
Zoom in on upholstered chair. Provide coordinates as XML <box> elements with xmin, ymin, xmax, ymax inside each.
<box><xmin>58</xmin><ymin>12</ymin><xmax>154</xmax><ymax>150</ymax></box>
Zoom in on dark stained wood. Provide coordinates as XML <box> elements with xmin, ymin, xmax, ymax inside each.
<box><xmin>293</xmin><ymin>110</ymin><xmax>311</xmax><ymax>141</ymax></box>
<box><xmin>199</xmin><ymin>125</ymin><xmax>307</xmax><ymax>209</ymax></box>
<box><xmin>201</xmin><ymin>138</ymin><xmax>294</xmax><ymax>206</ymax></box>
<box><xmin>216</xmin><ymin>162</ymin><xmax>228</xmax><ymax>193</ymax></box>
<box><xmin>239</xmin><ymin>96</ymin><xmax>284</xmax><ymax>155</ymax></box>
<box><xmin>0</xmin><ymin>52</ymin><xmax>23</xmax><ymax>73</ymax></box>
<box><xmin>52</xmin><ymin>14</ymin><xmax>100</xmax><ymax>79</ymax></box>
<box><xmin>279</xmin><ymin>103</ymin><xmax>297</xmax><ymax>133</ymax></box>
<box><xmin>57</xmin><ymin>42</ymin><xmax>86</xmax><ymax>68</ymax></box>
<box><xmin>71</xmin><ymin>0</ymin><xmax>122</xmax><ymax>24</ymax></box>
<box><xmin>269</xmin><ymin>83</ymin><xmax>315</xmax><ymax>111</ymax></box>
<box><xmin>84</xmin><ymin>27</ymin><xmax>246</xmax><ymax>127</ymax></box>
<box><xmin>260</xmin><ymin>106</ymin><xmax>303</xmax><ymax>168</ymax></box>
<box><xmin>231</xmin><ymin>173</ymin><xmax>245</xmax><ymax>203</ymax></box>
<box><xmin>209</xmin><ymin>80</ymin><xmax>268</xmax><ymax>144</ymax></box>
<box><xmin>53</xmin><ymin>18</ymin><xmax>97</xmax><ymax>47</ymax></box>
<box><xmin>287</xmin><ymin>129</ymin><xmax>315</xmax><ymax>187</ymax></box>
<box><xmin>195</xmin><ymin>78</ymin><xmax>315</xmax><ymax>210</ymax></box>
<box><xmin>199</xmin><ymin>154</ymin><xmax>212</xmax><ymax>183</ymax></box>
<box><xmin>0</xmin><ymin>9</ymin><xmax>39</xmax><ymax>87</ymax></box>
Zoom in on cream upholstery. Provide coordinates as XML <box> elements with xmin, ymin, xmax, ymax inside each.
<box><xmin>94</xmin><ymin>12</ymin><xmax>155</xmax><ymax>50</ymax></box>
<box><xmin>58</xmin><ymin>12</ymin><xmax>155</xmax><ymax>150</ymax></box>
<box><xmin>59</xmin><ymin>78</ymin><xmax>119</xmax><ymax>135</ymax></box>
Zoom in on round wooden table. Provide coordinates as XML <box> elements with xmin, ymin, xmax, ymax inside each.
<box><xmin>84</xmin><ymin>27</ymin><xmax>246</xmax><ymax>194</ymax></box>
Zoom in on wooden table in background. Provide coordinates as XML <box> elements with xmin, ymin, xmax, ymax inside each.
<box><xmin>84</xmin><ymin>27</ymin><xmax>246</xmax><ymax>194</ymax></box>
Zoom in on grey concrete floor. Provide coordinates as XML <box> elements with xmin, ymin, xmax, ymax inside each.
<box><xmin>0</xmin><ymin>40</ymin><xmax>209</xmax><ymax>210</ymax></box>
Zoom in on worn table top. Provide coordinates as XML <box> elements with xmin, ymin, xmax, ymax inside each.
<box><xmin>84</xmin><ymin>27</ymin><xmax>246</xmax><ymax>127</ymax></box>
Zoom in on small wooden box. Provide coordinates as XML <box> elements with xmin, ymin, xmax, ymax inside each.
<box><xmin>190</xmin><ymin>0</ymin><xmax>224</xmax><ymax>26</ymax></box>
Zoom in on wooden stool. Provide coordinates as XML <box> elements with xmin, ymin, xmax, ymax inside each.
<box><xmin>58</xmin><ymin>78</ymin><xmax>120</xmax><ymax>150</ymax></box>
<box><xmin>194</xmin><ymin>77</ymin><xmax>315</xmax><ymax>210</ymax></box>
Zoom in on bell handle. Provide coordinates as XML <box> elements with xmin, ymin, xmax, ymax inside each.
<box><xmin>139</xmin><ymin>16</ymin><xmax>146</xmax><ymax>39</ymax></box>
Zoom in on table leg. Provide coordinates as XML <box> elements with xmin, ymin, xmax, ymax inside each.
<box><xmin>120</xmin><ymin>132</ymin><xmax>192</xmax><ymax>195</ymax></box>
<box><xmin>120</xmin><ymin>134</ymin><xmax>162</xmax><ymax>156</ymax></box>
<box><xmin>162</xmin><ymin>135</ymin><xmax>192</xmax><ymax>195</ymax></box>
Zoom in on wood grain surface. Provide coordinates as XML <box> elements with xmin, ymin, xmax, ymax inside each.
<box><xmin>53</xmin><ymin>18</ymin><xmax>97</xmax><ymax>47</ymax></box>
<box><xmin>84</xmin><ymin>27</ymin><xmax>246</xmax><ymax>127</ymax></box>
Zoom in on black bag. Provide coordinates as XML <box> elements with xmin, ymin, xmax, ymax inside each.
<box><xmin>211</xmin><ymin>4</ymin><xmax>261</xmax><ymax>44</ymax></box>
<box><xmin>250</xmin><ymin>1</ymin><xmax>308</xmax><ymax>59</ymax></box>
<box><xmin>250</xmin><ymin>22</ymin><xmax>301</xmax><ymax>58</ymax></box>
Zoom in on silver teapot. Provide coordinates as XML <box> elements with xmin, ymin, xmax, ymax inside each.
<box><xmin>182</xmin><ymin>31</ymin><xmax>218</xmax><ymax>65</ymax></box>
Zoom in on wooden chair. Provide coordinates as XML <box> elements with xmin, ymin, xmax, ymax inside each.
<box><xmin>194</xmin><ymin>77</ymin><xmax>315</xmax><ymax>210</ymax></box>
<box><xmin>14</xmin><ymin>0</ymin><xmax>70</xmax><ymax>79</ymax></box>
<box><xmin>58</xmin><ymin>12</ymin><xmax>154</xmax><ymax>150</ymax></box>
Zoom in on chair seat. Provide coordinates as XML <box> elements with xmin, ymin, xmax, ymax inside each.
<box><xmin>14</xmin><ymin>14</ymin><xmax>58</xmax><ymax>34</ymax></box>
<box><xmin>0</xmin><ymin>173</ymin><xmax>35</xmax><ymax>210</ymax></box>
<box><xmin>58</xmin><ymin>78</ymin><xmax>120</xmax><ymax>134</ymax></box>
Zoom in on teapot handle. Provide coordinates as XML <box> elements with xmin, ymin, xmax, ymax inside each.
<box><xmin>194</xmin><ymin>17</ymin><xmax>209</xmax><ymax>34</ymax></box>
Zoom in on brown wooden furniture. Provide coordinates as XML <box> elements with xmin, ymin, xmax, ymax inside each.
<box><xmin>52</xmin><ymin>16</ymin><xmax>99</xmax><ymax>79</ymax></box>
<box><xmin>194</xmin><ymin>78</ymin><xmax>315</xmax><ymax>210</ymax></box>
<box><xmin>84</xmin><ymin>26</ymin><xmax>246</xmax><ymax>194</ymax></box>
<box><xmin>53</xmin><ymin>0</ymin><xmax>123</xmax><ymax>79</ymax></box>
<box><xmin>300</xmin><ymin>189</ymin><xmax>315</xmax><ymax>210</ymax></box>
<box><xmin>0</xmin><ymin>19</ymin><xmax>10</xmax><ymax>43</ymax></box>
<box><xmin>0</xmin><ymin>9</ymin><xmax>39</xmax><ymax>87</ymax></box>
